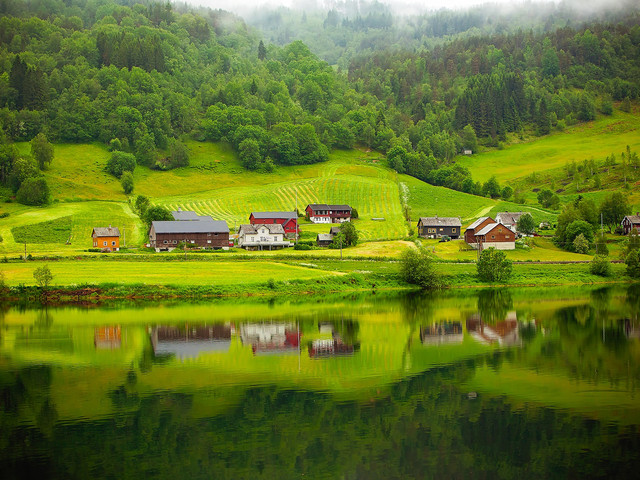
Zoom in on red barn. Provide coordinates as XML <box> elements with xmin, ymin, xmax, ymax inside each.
<box><xmin>249</xmin><ymin>211</ymin><xmax>298</xmax><ymax>236</ymax></box>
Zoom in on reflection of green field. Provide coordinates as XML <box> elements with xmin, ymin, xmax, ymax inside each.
<box><xmin>0</xmin><ymin>260</ymin><xmax>339</xmax><ymax>286</ymax></box>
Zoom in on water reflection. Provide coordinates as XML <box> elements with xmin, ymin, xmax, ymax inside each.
<box><xmin>0</xmin><ymin>287</ymin><xmax>639</xmax><ymax>478</ymax></box>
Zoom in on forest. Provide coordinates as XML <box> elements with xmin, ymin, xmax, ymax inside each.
<box><xmin>0</xmin><ymin>0</ymin><xmax>639</xmax><ymax>203</ymax></box>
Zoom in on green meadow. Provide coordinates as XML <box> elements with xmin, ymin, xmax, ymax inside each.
<box><xmin>456</xmin><ymin>110</ymin><xmax>640</xmax><ymax>184</ymax></box>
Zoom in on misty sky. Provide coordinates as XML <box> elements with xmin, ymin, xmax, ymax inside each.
<box><xmin>187</xmin><ymin>0</ymin><xmax>559</xmax><ymax>15</ymax></box>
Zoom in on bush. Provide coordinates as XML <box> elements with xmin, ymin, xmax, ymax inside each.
<box><xmin>590</xmin><ymin>255</ymin><xmax>611</xmax><ymax>277</ymax></box>
<box><xmin>106</xmin><ymin>151</ymin><xmax>136</xmax><ymax>178</ymax></box>
<box><xmin>626</xmin><ymin>250</ymin><xmax>640</xmax><ymax>278</ymax></box>
<box><xmin>477</xmin><ymin>247</ymin><xmax>512</xmax><ymax>282</ymax></box>
<box><xmin>121</xmin><ymin>171</ymin><xmax>134</xmax><ymax>194</ymax></box>
<box><xmin>294</xmin><ymin>243</ymin><xmax>311</xmax><ymax>250</ymax></box>
<box><xmin>16</xmin><ymin>177</ymin><xmax>50</xmax><ymax>205</ymax></box>
<box><xmin>400</xmin><ymin>246</ymin><xmax>445</xmax><ymax>290</ymax></box>
<box><xmin>573</xmin><ymin>233</ymin><xmax>590</xmax><ymax>254</ymax></box>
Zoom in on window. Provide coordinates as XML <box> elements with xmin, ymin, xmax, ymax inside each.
<box><xmin>173</xmin><ymin>240</ymin><xmax>177</xmax><ymax>244</ymax></box>
<box><xmin>506</xmin><ymin>235</ymin><xmax>511</xmax><ymax>239</ymax></box>
<box><xmin>452</xmin><ymin>228</ymin><xmax>456</xmax><ymax>233</ymax></box>
<box><xmin>439</xmin><ymin>228</ymin><xmax>443</xmax><ymax>231</ymax></box>
<box><xmin>111</xmin><ymin>241</ymin><xmax>116</xmax><ymax>246</ymax></box>
<box><xmin>163</xmin><ymin>240</ymin><xmax>168</xmax><ymax>244</ymax></box>
<box><xmin>491</xmin><ymin>235</ymin><xmax>495</xmax><ymax>239</ymax></box>
<box><xmin>207</xmin><ymin>240</ymin><xmax>211</xmax><ymax>244</ymax></box>
<box><xmin>103</xmin><ymin>241</ymin><xmax>107</xmax><ymax>246</ymax></box>
<box><xmin>93</xmin><ymin>242</ymin><xmax>97</xmax><ymax>247</ymax></box>
<box><xmin>498</xmin><ymin>228</ymin><xmax>503</xmax><ymax>232</ymax></box>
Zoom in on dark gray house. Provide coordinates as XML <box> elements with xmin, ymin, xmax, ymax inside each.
<box><xmin>149</xmin><ymin>216</ymin><xmax>229</xmax><ymax>251</ymax></box>
<box><xmin>417</xmin><ymin>216</ymin><xmax>462</xmax><ymax>239</ymax></box>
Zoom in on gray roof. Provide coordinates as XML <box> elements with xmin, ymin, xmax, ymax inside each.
<box><xmin>623</xmin><ymin>215</ymin><xmax>640</xmax><ymax>225</ymax></box>
<box><xmin>476</xmin><ymin>222</ymin><xmax>515</xmax><ymax>236</ymax></box>
<box><xmin>250</xmin><ymin>211</ymin><xmax>297</xmax><ymax>220</ymax></box>
<box><xmin>152</xmin><ymin>217</ymin><xmax>229</xmax><ymax>234</ymax></box>
<box><xmin>171</xmin><ymin>209</ymin><xmax>201</xmax><ymax>221</ymax></box>
<box><xmin>238</xmin><ymin>224</ymin><xmax>285</xmax><ymax>235</ymax></box>
<box><xmin>93</xmin><ymin>227</ymin><xmax>120</xmax><ymax>237</ymax></box>
<box><xmin>317</xmin><ymin>233</ymin><xmax>334</xmax><ymax>241</ymax></box>
<box><xmin>496</xmin><ymin>212</ymin><xmax>524</xmax><ymax>225</ymax></box>
<box><xmin>418</xmin><ymin>216</ymin><xmax>461</xmax><ymax>227</ymax></box>
<box><xmin>307</xmin><ymin>204</ymin><xmax>352</xmax><ymax>211</ymax></box>
<box><xmin>329</xmin><ymin>226</ymin><xmax>341</xmax><ymax>235</ymax></box>
<box><xmin>467</xmin><ymin>216</ymin><xmax>494</xmax><ymax>230</ymax></box>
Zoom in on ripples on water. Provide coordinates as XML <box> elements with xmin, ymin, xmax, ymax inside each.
<box><xmin>0</xmin><ymin>286</ymin><xmax>639</xmax><ymax>479</ymax></box>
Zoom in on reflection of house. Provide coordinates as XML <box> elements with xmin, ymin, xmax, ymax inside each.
<box><xmin>240</xmin><ymin>323</ymin><xmax>300</xmax><ymax>355</ymax></box>
<box><xmin>94</xmin><ymin>326</ymin><xmax>121</xmax><ymax>349</ymax></box>
<box><xmin>237</xmin><ymin>224</ymin><xmax>292</xmax><ymax>250</ymax></box>
<box><xmin>151</xmin><ymin>325</ymin><xmax>232</xmax><ymax>359</ymax></box>
<box><xmin>417</xmin><ymin>217</ymin><xmax>461</xmax><ymax>239</ymax></box>
<box><xmin>308</xmin><ymin>338</ymin><xmax>359</xmax><ymax>357</ymax></box>
<box><xmin>92</xmin><ymin>226</ymin><xmax>120</xmax><ymax>251</ymax></box>
<box><xmin>466</xmin><ymin>312</ymin><xmax>519</xmax><ymax>345</ymax></box>
<box><xmin>420</xmin><ymin>322</ymin><xmax>463</xmax><ymax>345</ymax></box>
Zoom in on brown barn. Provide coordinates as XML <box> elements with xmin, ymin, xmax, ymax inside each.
<box><xmin>464</xmin><ymin>217</ymin><xmax>495</xmax><ymax>248</ymax></box>
<box><xmin>474</xmin><ymin>222</ymin><xmax>516</xmax><ymax>250</ymax></box>
<box><xmin>92</xmin><ymin>226</ymin><xmax>120</xmax><ymax>251</ymax></box>
<box><xmin>149</xmin><ymin>217</ymin><xmax>229</xmax><ymax>251</ymax></box>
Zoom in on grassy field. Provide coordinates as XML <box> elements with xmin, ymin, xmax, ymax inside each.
<box><xmin>0</xmin><ymin>259</ymin><xmax>342</xmax><ymax>286</ymax></box>
<box><xmin>457</xmin><ymin>110</ymin><xmax>640</xmax><ymax>184</ymax></box>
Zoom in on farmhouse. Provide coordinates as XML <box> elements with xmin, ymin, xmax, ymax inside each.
<box><xmin>92</xmin><ymin>226</ymin><xmax>120</xmax><ymax>251</ymax></box>
<box><xmin>417</xmin><ymin>216</ymin><xmax>461</xmax><ymax>239</ymax></box>
<box><xmin>495</xmin><ymin>212</ymin><xmax>524</xmax><ymax>233</ymax></box>
<box><xmin>622</xmin><ymin>214</ymin><xmax>640</xmax><ymax>235</ymax></box>
<box><xmin>149</xmin><ymin>216</ymin><xmax>229</xmax><ymax>251</ymax></box>
<box><xmin>237</xmin><ymin>224</ymin><xmax>292</xmax><ymax>251</ymax></box>
<box><xmin>305</xmin><ymin>204</ymin><xmax>352</xmax><ymax>224</ymax></box>
<box><xmin>464</xmin><ymin>217</ymin><xmax>495</xmax><ymax>248</ymax></box>
<box><xmin>249</xmin><ymin>211</ymin><xmax>298</xmax><ymax>236</ymax></box>
<box><xmin>473</xmin><ymin>222</ymin><xmax>516</xmax><ymax>250</ymax></box>
<box><xmin>316</xmin><ymin>233</ymin><xmax>334</xmax><ymax>246</ymax></box>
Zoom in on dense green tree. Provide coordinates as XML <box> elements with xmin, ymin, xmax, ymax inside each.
<box><xmin>625</xmin><ymin>249</ymin><xmax>640</xmax><ymax>278</ymax></box>
<box><xmin>239</xmin><ymin>139</ymin><xmax>261</xmax><ymax>170</ymax></box>
<box><xmin>143</xmin><ymin>205</ymin><xmax>173</xmax><ymax>227</ymax></box>
<box><xmin>258</xmin><ymin>40</ymin><xmax>267</xmax><ymax>60</ymax></box>
<box><xmin>460</xmin><ymin>124</ymin><xmax>478</xmax><ymax>152</ymax></box>
<box><xmin>30</xmin><ymin>133</ymin><xmax>53</xmax><ymax>170</ymax></box>
<box><xmin>134</xmin><ymin>134</ymin><xmax>157</xmax><ymax>167</ymax></box>
<box><xmin>135</xmin><ymin>195</ymin><xmax>150</xmax><ymax>217</ymax></box>
<box><xmin>400</xmin><ymin>246</ymin><xmax>444</xmax><ymax>289</ymax></box>
<box><xmin>516</xmin><ymin>213</ymin><xmax>535</xmax><ymax>235</ymax></box>
<box><xmin>167</xmin><ymin>140</ymin><xmax>189</xmax><ymax>169</ymax></box>
<box><xmin>121</xmin><ymin>171</ymin><xmax>134</xmax><ymax>194</ymax></box>
<box><xmin>482</xmin><ymin>176</ymin><xmax>501</xmax><ymax>199</ymax></box>
<box><xmin>16</xmin><ymin>176</ymin><xmax>49</xmax><ymax>205</ymax></box>
<box><xmin>477</xmin><ymin>247</ymin><xmax>512</xmax><ymax>282</ymax></box>
<box><xmin>599</xmin><ymin>192</ymin><xmax>631</xmax><ymax>233</ymax></box>
<box><xmin>106</xmin><ymin>151</ymin><xmax>136</xmax><ymax>178</ymax></box>
<box><xmin>565</xmin><ymin>220</ymin><xmax>595</xmax><ymax>252</ymax></box>
<box><xmin>590</xmin><ymin>255</ymin><xmax>611</xmax><ymax>277</ymax></box>
<box><xmin>33</xmin><ymin>265</ymin><xmax>53</xmax><ymax>288</ymax></box>
<box><xmin>339</xmin><ymin>221</ymin><xmax>358</xmax><ymax>247</ymax></box>
<box><xmin>8</xmin><ymin>157</ymin><xmax>39</xmax><ymax>193</ymax></box>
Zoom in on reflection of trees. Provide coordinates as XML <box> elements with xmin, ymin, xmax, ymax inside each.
<box><xmin>35</xmin><ymin>307</ymin><xmax>53</xmax><ymax>329</ymax></box>
<box><xmin>477</xmin><ymin>289</ymin><xmax>513</xmax><ymax>323</ymax></box>
<box><xmin>328</xmin><ymin>319</ymin><xmax>359</xmax><ymax>345</ymax></box>
<box><xmin>1</xmin><ymin>355</ymin><xmax>638</xmax><ymax>479</ymax></box>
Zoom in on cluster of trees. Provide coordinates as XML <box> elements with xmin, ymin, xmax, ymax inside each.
<box><xmin>554</xmin><ymin>193</ymin><xmax>631</xmax><ymax>253</ymax></box>
<box><xmin>0</xmin><ymin>133</ymin><xmax>52</xmax><ymax>205</ymax></box>
<box><xmin>1</xmin><ymin>0</ymin><xmax>638</xmax><ymax>191</ymax></box>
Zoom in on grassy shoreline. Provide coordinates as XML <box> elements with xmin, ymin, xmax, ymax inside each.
<box><xmin>0</xmin><ymin>258</ymin><xmax>634</xmax><ymax>304</ymax></box>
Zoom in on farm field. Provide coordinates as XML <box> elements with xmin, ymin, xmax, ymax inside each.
<box><xmin>0</xmin><ymin>259</ymin><xmax>342</xmax><ymax>286</ymax></box>
<box><xmin>456</xmin><ymin>110</ymin><xmax>640</xmax><ymax>184</ymax></box>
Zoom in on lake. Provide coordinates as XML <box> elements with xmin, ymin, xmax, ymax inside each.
<box><xmin>1</xmin><ymin>286</ymin><xmax>639</xmax><ymax>479</ymax></box>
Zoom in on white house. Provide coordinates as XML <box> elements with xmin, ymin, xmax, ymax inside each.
<box><xmin>237</xmin><ymin>224</ymin><xmax>292</xmax><ymax>251</ymax></box>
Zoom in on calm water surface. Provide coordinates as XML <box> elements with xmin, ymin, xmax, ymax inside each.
<box><xmin>1</xmin><ymin>286</ymin><xmax>639</xmax><ymax>479</ymax></box>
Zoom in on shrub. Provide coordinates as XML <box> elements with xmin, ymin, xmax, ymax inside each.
<box><xmin>121</xmin><ymin>171</ymin><xmax>134</xmax><ymax>194</ymax></box>
<box><xmin>590</xmin><ymin>255</ymin><xmax>611</xmax><ymax>277</ymax></box>
<box><xmin>626</xmin><ymin>250</ymin><xmax>640</xmax><ymax>278</ymax></box>
<box><xmin>106</xmin><ymin>151</ymin><xmax>136</xmax><ymax>178</ymax></box>
<box><xmin>33</xmin><ymin>264</ymin><xmax>53</xmax><ymax>288</ymax></box>
<box><xmin>573</xmin><ymin>233</ymin><xmax>590</xmax><ymax>254</ymax></box>
<box><xmin>400</xmin><ymin>246</ymin><xmax>445</xmax><ymax>290</ymax></box>
<box><xmin>294</xmin><ymin>243</ymin><xmax>311</xmax><ymax>250</ymax></box>
<box><xmin>477</xmin><ymin>247</ymin><xmax>512</xmax><ymax>282</ymax></box>
<box><xmin>16</xmin><ymin>177</ymin><xmax>49</xmax><ymax>205</ymax></box>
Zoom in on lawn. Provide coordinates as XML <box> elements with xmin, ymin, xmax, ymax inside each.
<box><xmin>0</xmin><ymin>260</ymin><xmax>341</xmax><ymax>286</ymax></box>
<box><xmin>457</xmin><ymin>111</ymin><xmax>640</xmax><ymax>184</ymax></box>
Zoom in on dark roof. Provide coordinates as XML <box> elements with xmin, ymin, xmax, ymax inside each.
<box><xmin>306</xmin><ymin>204</ymin><xmax>352</xmax><ymax>211</ymax></box>
<box><xmin>418</xmin><ymin>216</ymin><xmax>461</xmax><ymax>227</ymax></box>
<box><xmin>171</xmin><ymin>209</ymin><xmax>200</xmax><ymax>221</ymax></box>
<box><xmin>238</xmin><ymin>224</ymin><xmax>285</xmax><ymax>235</ymax></box>
<box><xmin>92</xmin><ymin>227</ymin><xmax>120</xmax><ymax>237</ymax></box>
<box><xmin>467</xmin><ymin>216</ymin><xmax>494</xmax><ymax>230</ymax></box>
<box><xmin>329</xmin><ymin>226</ymin><xmax>341</xmax><ymax>235</ymax></box>
<box><xmin>152</xmin><ymin>217</ymin><xmax>228</xmax><ymax>234</ymax></box>
<box><xmin>250</xmin><ymin>211</ymin><xmax>297</xmax><ymax>220</ymax></box>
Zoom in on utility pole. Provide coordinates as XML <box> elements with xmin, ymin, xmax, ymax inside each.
<box><xmin>295</xmin><ymin>189</ymin><xmax>298</xmax><ymax>244</ymax></box>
